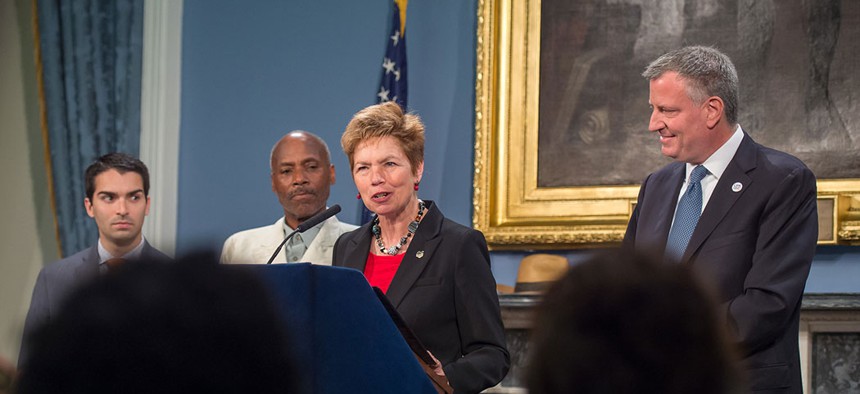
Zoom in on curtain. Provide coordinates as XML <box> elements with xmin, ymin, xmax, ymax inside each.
<box><xmin>37</xmin><ymin>0</ymin><xmax>145</xmax><ymax>257</ymax></box>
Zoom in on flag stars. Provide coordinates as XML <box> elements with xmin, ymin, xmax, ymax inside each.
<box><xmin>390</xmin><ymin>31</ymin><xmax>400</xmax><ymax>46</ymax></box>
<box><xmin>377</xmin><ymin>86</ymin><xmax>390</xmax><ymax>102</ymax></box>
<box><xmin>382</xmin><ymin>58</ymin><xmax>402</xmax><ymax>82</ymax></box>
<box><xmin>382</xmin><ymin>58</ymin><xmax>396</xmax><ymax>74</ymax></box>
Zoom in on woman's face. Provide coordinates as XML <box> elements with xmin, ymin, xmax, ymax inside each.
<box><xmin>352</xmin><ymin>136</ymin><xmax>423</xmax><ymax>219</ymax></box>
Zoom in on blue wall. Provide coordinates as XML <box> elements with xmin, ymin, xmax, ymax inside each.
<box><xmin>178</xmin><ymin>1</ymin><xmax>858</xmax><ymax>292</ymax></box>
<box><xmin>179</xmin><ymin>0</ymin><xmax>477</xmax><ymax>253</ymax></box>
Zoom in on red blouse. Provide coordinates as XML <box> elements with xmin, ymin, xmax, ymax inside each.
<box><xmin>363</xmin><ymin>252</ymin><xmax>406</xmax><ymax>294</ymax></box>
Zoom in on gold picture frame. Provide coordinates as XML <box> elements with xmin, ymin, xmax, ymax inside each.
<box><xmin>472</xmin><ymin>0</ymin><xmax>860</xmax><ymax>250</ymax></box>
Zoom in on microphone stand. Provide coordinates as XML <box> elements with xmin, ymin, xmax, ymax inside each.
<box><xmin>265</xmin><ymin>204</ymin><xmax>341</xmax><ymax>264</ymax></box>
<box><xmin>266</xmin><ymin>229</ymin><xmax>300</xmax><ymax>265</ymax></box>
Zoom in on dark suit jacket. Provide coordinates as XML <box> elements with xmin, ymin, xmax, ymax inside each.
<box><xmin>624</xmin><ymin>134</ymin><xmax>817</xmax><ymax>394</ymax></box>
<box><xmin>19</xmin><ymin>241</ymin><xmax>169</xmax><ymax>367</ymax></box>
<box><xmin>333</xmin><ymin>201</ymin><xmax>510</xmax><ymax>394</ymax></box>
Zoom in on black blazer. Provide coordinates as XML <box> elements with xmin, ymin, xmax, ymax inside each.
<box><xmin>624</xmin><ymin>134</ymin><xmax>817</xmax><ymax>394</ymax></box>
<box><xmin>333</xmin><ymin>201</ymin><xmax>510</xmax><ymax>393</ymax></box>
<box><xmin>20</xmin><ymin>241</ymin><xmax>170</xmax><ymax>367</ymax></box>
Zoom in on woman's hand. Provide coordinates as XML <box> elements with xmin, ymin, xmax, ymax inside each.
<box><xmin>428</xmin><ymin>351</ymin><xmax>445</xmax><ymax>377</ymax></box>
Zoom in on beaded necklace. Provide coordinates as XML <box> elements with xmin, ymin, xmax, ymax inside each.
<box><xmin>372</xmin><ymin>200</ymin><xmax>426</xmax><ymax>255</ymax></box>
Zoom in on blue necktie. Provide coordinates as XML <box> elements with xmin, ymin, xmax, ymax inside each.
<box><xmin>665</xmin><ymin>165</ymin><xmax>709</xmax><ymax>263</ymax></box>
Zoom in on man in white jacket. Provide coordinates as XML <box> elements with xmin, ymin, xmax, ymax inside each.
<box><xmin>221</xmin><ymin>131</ymin><xmax>356</xmax><ymax>265</ymax></box>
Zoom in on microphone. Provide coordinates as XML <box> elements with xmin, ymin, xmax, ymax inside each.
<box><xmin>296</xmin><ymin>204</ymin><xmax>341</xmax><ymax>232</ymax></box>
<box><xmin>265</xmin><ymin>204</ymin><xmax>341</xmax><ymax>264</ymax></box>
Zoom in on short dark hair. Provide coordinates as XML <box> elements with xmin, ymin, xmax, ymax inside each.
<box><xmin>17</xmin><ymin>252</ymin><xmax>298</xmax><ymax>394</ymax></box>
<box><xmin>84</xmin><ymin>153</ymin><xmax>150</xmax><ymax>200</ymax></box>
<box><xmin>527</xmin><ymin>250</ymin><xmax>740</xmax><ymax>394</ymax></box>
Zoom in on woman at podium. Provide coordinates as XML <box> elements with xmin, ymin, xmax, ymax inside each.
<box><xmin>333</xmin><ymin>102</ymin><xmax>510</xmax><ymax>393</ymax></box>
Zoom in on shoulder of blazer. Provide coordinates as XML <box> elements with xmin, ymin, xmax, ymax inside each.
<box><xmin>226</xmin><ymin>218</ymin><xmax>285</xmax><ymax>244</ymax></box>
<box><xmin>43</xmin><ymin>246</ymin><xmax>97</xmax><ymax>274</ymax></box>
<box><xmin>142</xmin><ymin>241</ymin><xmax>171</xmax><ymax>262</ymax></box>
<box><xmin>650</xmin><ymin>161</ymin><xmax>686</xmax><ymax>184</ymax></box>
<box><xmin>316</xmin><ymin>216</ymin><xmax>359</xmax><ymax>246</ymax></box>
<box><xmin>412</xmin><ymin>201</ymin><xmax>485</xmax><ymax>249</ymax></box>
<box><xmin>744</xmin><ymin>134</ymin><xmax>812</xmax><ymax>177</ymax></box>
<box><xmin>329</xmin><ymin>216</ymin><xmax>359</xmax><ymax>233</ymax></box>
<box><xmin>333</xmin><ymin>221</ymin><xmax>373</xmax><ymax>269</ymax></box>
<box><xmin>39</xmin><ymin>245</ymin><xmax>101</xmax><ymax>286</ymax></box>
<box><xmin>340</xmin><ymin>221</ymin><xmax>373</xmax><ymax>245</ymax></box>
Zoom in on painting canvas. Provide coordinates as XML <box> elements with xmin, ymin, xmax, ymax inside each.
<box><xmin>473</xmin><ymin>0</ymin><xmax>860</xmax><ymax>249</ymax></box>
<box><xmin>537</xmin><ymin>0</ymin><xmax>860</xmax><ymax>188</ymax></box>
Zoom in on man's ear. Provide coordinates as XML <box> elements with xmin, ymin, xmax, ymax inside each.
<box><xmin>329</xmin><ymin>164</ymin><xmax>336</xmax><ymax>185</ymax></box>
<box><xmin>84</xmin><ymin>198</ymin><xmax>95</xmax><ymax>218</ymax></box>
<box><xmin>705</xmin><ymin>96</ymin><xmax>724</xmax><ymax>129</ymax></box>
<box><xmin>145</xmin><ymin>196</ymin><xmax>151</xmax><ymax>216</ymax></box>
<box><xmin>271</xmin><ymin>173</ymin><xmax>277</xmax><ymax>193</ymax></box>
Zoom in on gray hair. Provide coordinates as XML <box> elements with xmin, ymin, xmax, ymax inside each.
<box><xmin>643</xmin><ymin>46</ymin><xmax>739</xmax><ymax>125</ymax></box>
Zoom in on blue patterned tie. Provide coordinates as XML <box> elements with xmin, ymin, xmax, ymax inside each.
<box><xmin>665</xmin><ymin>165</ymin><xmax>709</xmax><ymax>263</ymax></box>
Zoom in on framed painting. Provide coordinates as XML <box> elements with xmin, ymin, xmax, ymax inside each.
<box><xmin>473</xmin><ymin>0</ymin><xmax>860</xmax><ymax>249</ymax></box>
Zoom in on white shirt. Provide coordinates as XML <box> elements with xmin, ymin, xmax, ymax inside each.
<box><xmin>671</xmin><ymin>125</ymin><xmax>745</xmax><ymax>223</ymax></box>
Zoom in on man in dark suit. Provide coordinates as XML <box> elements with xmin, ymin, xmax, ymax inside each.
<box><xmin>623</xmin><ymin>46</ymin><xmax>817</xmax><ymax>393</ymax></box>
<box><xmin>19</xmin><ymin>153</ymin><xmax>169</xmax><ymax>367</ymax></box>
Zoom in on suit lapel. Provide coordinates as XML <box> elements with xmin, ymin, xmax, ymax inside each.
<box><xmin>385</xmin><ymin>202</ymin><xmax>443</xmax><ymax>309</ymax></box>
<box><xmin>75</xmin><ymin>245</ymin><xmax>101</xmax><ymax>280</ymax></box>
<box><xmin>652</xmin><ymin>165</ymin><xmax>685</xmax><ymax>254</ymax></box>
<box><xmin>264</xmin><ymin>218</ymin><xmax>287</xmax><ymax>263</ymax></box>
<box><xmin>302</xmin><ymin>217</ymin><xmax>337</xmax><ymax>265</ymax></box>
<box><xmin>636</xmin><ymin>164</ymin><xmax>684</xmax><ymax>255</ymax></box>
<box><xmin>141</xmin><ymin>242</ymin><xmax>153</xmax><ymax>258</ymax></box>
<box><xmin>342</xmin><ymin>223</ymin><xmax>374</xmax><ymax>272</ymax></box>
<box><xmin>682</xmin><ymin>134</ymin><xmax>757</xmax><ymax>263</ymax></box>
<box><xmin>140</xmin><ymin>241</ymin><xmax>169</xmax><ymax>261</ymax></box>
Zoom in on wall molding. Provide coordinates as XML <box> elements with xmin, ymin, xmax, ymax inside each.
<box><xmin>140</xmin><ymin>0</ymin><xmax>182</xmax><ymax>255</ymax></box>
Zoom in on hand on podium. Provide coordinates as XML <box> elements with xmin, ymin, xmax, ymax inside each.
<box><xmin>428</xmin><ymin>351</ymin><xmax>446</xmax><ymax>379</ymax></box>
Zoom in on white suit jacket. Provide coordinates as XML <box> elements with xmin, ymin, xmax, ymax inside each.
<box><xmin>220</xmin><ymin>215</ymin><xmax>357</xmax><ymax>265</ymax></box>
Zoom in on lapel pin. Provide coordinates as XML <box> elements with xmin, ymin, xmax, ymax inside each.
<box><xmin>416</xmin><ymin>250</ymin><xmax>424</xmax><ymax>259</ymax></box>
<box><xmin>732</xmin><ymin>182</ymin><xmax>743</xmax><ymax>192</ymax></box>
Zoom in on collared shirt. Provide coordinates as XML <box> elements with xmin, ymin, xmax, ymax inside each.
<box><xmin>671</xmin><ymin>125</ymin><xmax>745</xmax><ymax>221</ymax></box>
<box><xmin>282</xmin><ymin>217</ymin><xmax>324</xmax><ymax>263</ymax></box>
<box><xmin>97</xmin><ymin>235</ymin><xmax>146</xmax><ymax>272</ymax></box>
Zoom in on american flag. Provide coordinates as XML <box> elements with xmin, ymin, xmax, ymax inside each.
<box><xmin>377</xmin><ymin>0</ymin><xmax>408</xmax><ymax>108</ymax></box>
<box><xmin>361</xmin><ymin>0</ymin><xmax>408</xmax><ymax>224</ymax></box>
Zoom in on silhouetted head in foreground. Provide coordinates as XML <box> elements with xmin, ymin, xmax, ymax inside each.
<box><xmin>18</xmin><ymin>252</ymin><xmax>297</xmax><ymax>394</ymax></box>
<box><xmin>527</xmin><ymin>250</ymin><xmax>740</xmax><ymax>394</ymax></box>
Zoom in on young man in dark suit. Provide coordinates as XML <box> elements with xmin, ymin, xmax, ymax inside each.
<box><xmin>624</xmin><ymin>46</ymin><xmax>817</xmax><ymax>393</ymax></box>
<box><xmin>19</xmin><ymin>153</ymin><xmax>169</xmax><ymax>367</ymax></box>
